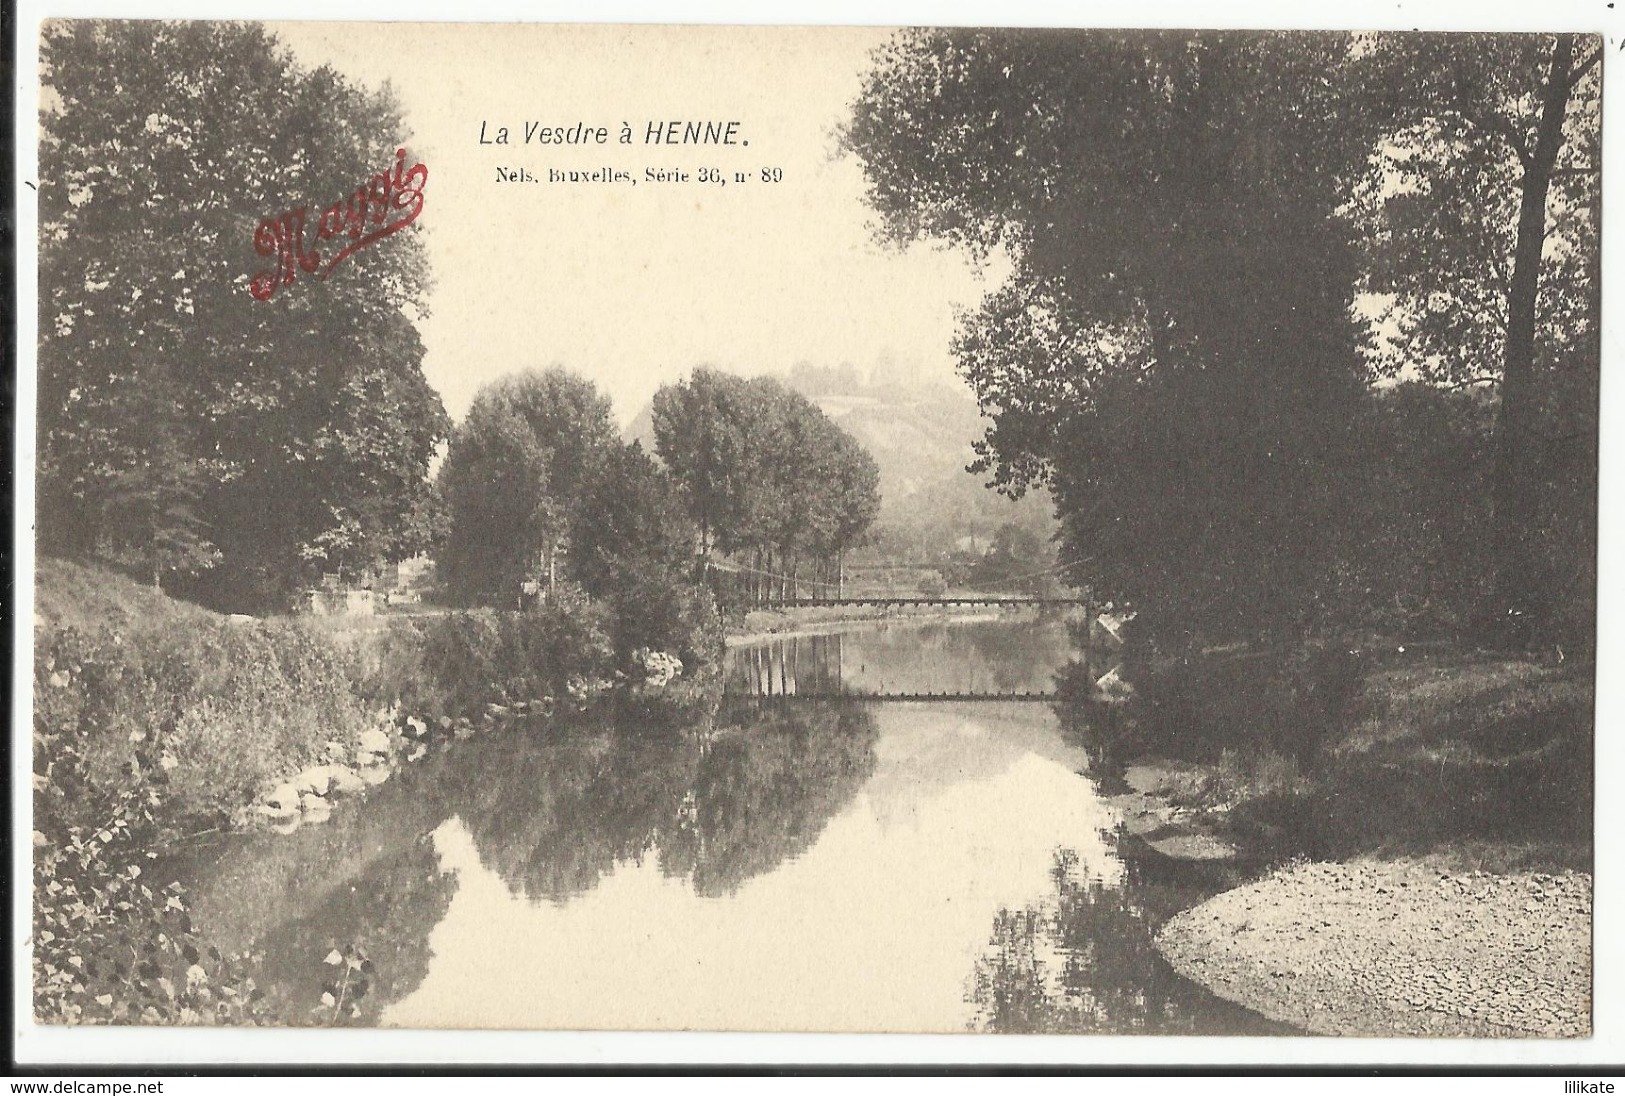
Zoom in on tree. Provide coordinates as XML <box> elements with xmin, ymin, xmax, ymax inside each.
<box><xmin>652</xmin><ymin>369</ymin><xmax>881</xmax><ymax>603</ymax></box>
<box><xmin>1349</xmin><ymin>33</ymin><xmax>1600</xmax><ymax>638</ymax></box>
<box><xmin>650</xmin><ymin>367</ymin><xmax>771</xmax><ymax>557</ymax></box>
<box><xmin>38</xmin><ymin>21</ymin><xmax>449</xmax><ymax>606</ymax></box>
<box><xmin>437</xmin><ymin>368</ymin><xmax>620</xmax><ymax>606</ymax></box>
<box><xmin>572</xmin><ymin>443</ymin><xmax>716</xmax><ymax>663</ymax></box>
<box><xmin>970</xmin><ymin>522</ymin><xmax>1059</xmax><ymax>597</ymax></box>
<box><xmin>844</xmin><ymin>30</ymin><xmax>1382</xmax><ymax>644</ymax></box>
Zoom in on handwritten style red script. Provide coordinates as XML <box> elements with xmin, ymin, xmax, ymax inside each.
<box><xmin>250</xmin><ymin>149</ymin><xmax>427</xmax><ymax>301</ymax></box>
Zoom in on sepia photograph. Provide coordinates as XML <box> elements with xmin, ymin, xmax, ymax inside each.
<box><xmin>13</xmin><ymin>6</ymin><xmax>1611</xmax><ymax>1064</ymax></box>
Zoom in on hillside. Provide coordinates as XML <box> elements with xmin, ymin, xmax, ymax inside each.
<box><xmin>34</xmin><ymin>556</ymin><xmax>223</xmax><ymax>634</ymax></box>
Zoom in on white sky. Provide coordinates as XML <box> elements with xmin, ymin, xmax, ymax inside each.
<box><xmin>267</xmin><ymin>23</ymin><xmax>1002</xmax><ymax>425</ymax></box>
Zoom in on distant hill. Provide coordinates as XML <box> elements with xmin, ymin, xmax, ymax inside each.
<box><xmin>626</xmin><ymin>364</ymin><xmax>1056</xmax><ymax>560</ymax></box>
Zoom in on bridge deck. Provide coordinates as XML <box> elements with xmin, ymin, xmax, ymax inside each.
<box><xmin>726</xmin><ymin>691</ymin><xmax>1079</xmax><ymax>703</ymax></box>
<box><xmin>751</xmin><ymin>597</ymin><xmax>1088</xmax><ymax>609</ymax></box>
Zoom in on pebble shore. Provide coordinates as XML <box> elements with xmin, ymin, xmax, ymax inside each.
<box><xmin>1155</xmin><ymin>858</ymin><xmax>1591</xmax><ymax>1037</ymax></box>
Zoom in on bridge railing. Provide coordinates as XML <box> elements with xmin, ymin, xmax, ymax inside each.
<box><xmin>748</xmin><ymin>596</ymin><xmax>1091</xmax><ymax>609</ymax></box>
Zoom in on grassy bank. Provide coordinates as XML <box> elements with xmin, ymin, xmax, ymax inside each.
<box><xmin>30</xmin><ymin>557</ymin><xmax>715</xmax><ymax>1024</ymax></box>
<box><xmin>1105</xmin><ymin>649</ymin><xmax>1592</xmax><ymax>872</ymax></box>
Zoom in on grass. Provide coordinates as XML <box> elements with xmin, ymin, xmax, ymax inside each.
<box><xmin>33</xmin><ymin>556</ymin><xmax>221</xmax><ymax>634</ymax></box>
<box><xmin>1116</xmin><ymin>646</ymin><xmax>1594</xmax><ymax>875</ymax></box>
<box><xmin>1337</xmin><ymin>656</ymin><xmax>1585</xmax><ymax>761</ymax></box>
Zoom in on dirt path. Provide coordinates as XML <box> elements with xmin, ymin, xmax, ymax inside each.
<box><xmin>1155</xmin><ymin>858</ymin><xmax>1591</xmax><ymax>1037</ymax></box>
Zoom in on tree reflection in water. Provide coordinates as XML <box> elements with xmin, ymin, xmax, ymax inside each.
<box><xmin>453</xmin><ymin>700</ymin><xmax>880</xmax><ymax>903</ymax></box>
<box><xmin>248</xmin><ymin>833</ymin><xmax>458</xmax><ymax>1026</ymax></box>
<box><xmin>661</xmin><ymin>701</ymin><xmax>880</xmax><ymax>896</ymax></box>
<box><xmin>968</xmin><ymin>847</ymin><xmax>1291</xmax><ymax>1035</ymax></box>
<box><xmin>454</xmin><ymin>730</ymin><xmax>701</xmax><ymax>903</ymax></box>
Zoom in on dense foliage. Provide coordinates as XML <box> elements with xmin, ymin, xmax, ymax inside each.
<box><xmin>651</xmin><ymin>368</ymin><xmax>881</xmax><ymax>602</ymax></box>
<box><xmin>437</xmin><ymin>369</ymin><xmax>620</xmax><ymax>606</ymax></box>
<box><xmin>967</xmin><ymin>523</ymin><xmax>1065</xmax><ymax>597</ymax></box>
<box><xmin>436</xmin><ymin>367</ymin><xmax>723</xmax><ymax>665</ymax></box>
<box><xmin>33</xmin><ymin>711</ymin><xmax>286</xmax><ymax>1025</ymax></box>
<box><xmin>354</xmin><ymin>596</ymin><xmax>617</xmax><ymax>727</ymax></box>
<box><xmin>843</xmin><ymin>29</ymin><xmax>1599</xmax><ymax>651</ymax></box>
<box><xmin>30</xmin><ymin>592</ymin><xmax>365</xmax><ymax>1022</ymax></box>
<box><xmin>38</xmin><ymin>21</ymin><xmax>450</xmax><ymax>609</ymax></box>
<box><xmin>35</xmin><ymin>618</ymin><xmax>374</xmax><ymax>832</ymax></box>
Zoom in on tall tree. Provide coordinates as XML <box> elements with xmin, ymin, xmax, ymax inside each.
<box><xmin>38</xmin><ymin>20</ymin><xmax>449</xmax><ymax>606</ymax></box>
<box><xmin>438</xmin><ymin>368</ymin><xmax>620</xmax><ymax>605</ymax></box>
<box><xmin>572</xmin><ymin>443</ymin><xmax>715</xmax><ymax>661</ymax></box>
<box><xmin>844</xmin><ymin>30</ymin><xmax>1382</xmax><ymax>644</ymax></box>
<box><xmin>651</xmin><ymin>368</ymin><xmax>770</xmax><ymax>557</ymax></box>
<box><xmin>1350</xmin><ymin>33</ymin><xmax>1601</xmax><ymax>637</ymax></box>
<box><xmin>652</xmin><ymin>369</ymin><xmax>880</xmax><ymax>602</ymax></box>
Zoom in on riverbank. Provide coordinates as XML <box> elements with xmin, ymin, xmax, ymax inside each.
<box><xmin>30</xmin><ymin>557</ymin><xmax>710</xmax><ymax>1023</ymax></box>
<box><xmin>1095</xmin><ymin>646</ymin><xmax>1594</xmax><ymax>1037</ymax></box>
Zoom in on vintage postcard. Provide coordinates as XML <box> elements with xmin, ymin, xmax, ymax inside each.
<box><xmin>12</xmin><ymin>3</ymin><xmax>1620</xmax><ymax>1068</ymax></box>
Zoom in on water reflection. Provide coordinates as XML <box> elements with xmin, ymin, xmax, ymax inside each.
<box><xmin>969</xmin><ymin>844</ymin><xmax>1291</xmax><ymax>1035</ymax></box>
<box><xmin>662</xmin><ymin>703</ymin><xmax>880</xmax><ymax>896</ymax></box>
<box><xmin>173</xmin><ymin>699</ymin><xmax>884</xmax><ymax>1021</ymax></box>
<box><xmin>456</xmin><ymin>732</ymin><xmax>699</xmax><ymax>902</ymax></box>
<box><xmin>729</xmin><ymin>617</ymin><xmax>1077</xmax><ymax>697</ymax></box>
<box><xmin>451</xmin><ymin>702</ymin><xmax>881</xmax><ymax>903</ymax></box>
<box><xmin>249</xmin><ymin>833</ymin><xmax>457</xmax><ymax>1026</ymax></box>
<box><xmin>169</xmin><ymin>617</ymin><xmax>1282</xmax><ymax>1032</ymax></box>
<box><xmin>385</xmin><ymin>700</ymin><xmax>1115</xmax><ymax>1031</ymax></box>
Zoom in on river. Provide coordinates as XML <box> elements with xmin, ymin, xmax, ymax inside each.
<box><xmin>169</xmin><ymin>614</ymin><xmax>1286</xmax><ymax>1033</ymax></box>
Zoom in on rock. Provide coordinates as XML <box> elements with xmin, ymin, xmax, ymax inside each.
<box><xmin>254</xmin><ymin>802</ymin><xmax>298</xmax><ymax>824</ymax></box>
<box><xmin>358</xmin><ymin>728</ymin><xmax>393</xmax><ymax>755</ymax></box>
<box><xmin>359</xmin><ymin>763</ymin><xmax>391</xmax><ymax>786</ymax></box>
<box><xmin>292</xmin><ymin>766</ymin><xmax>334</xmax><ymax>796</ymax></box>
<box><xmin>298</xmin><ymin>794</ymin><xmax>331</xmax><ymax>824</ymax></box>
<box><xmin>265</xmin><ymin>782</ymin><xmax>301</xmax><ymax>814</ymax></box>
<box><xmin>327</xmin><ymin>766</ymin><xmax>366</xmax><ymax>795</ymax></box>
<box><xmin>1145</xmin><ymin>831</ymin><xmax>1240</xmax><ymax>862</ymax></box>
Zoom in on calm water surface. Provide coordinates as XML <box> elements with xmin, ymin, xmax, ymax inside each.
<box><xmin>171</xmin><ymin>615</ymin><xmax>1283</xmax><ymax>1033</ymax></box>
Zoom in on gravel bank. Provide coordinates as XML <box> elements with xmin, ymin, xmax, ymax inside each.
<box><xmin>1155</xmin><ymin>859</ymin><xmax>1591</xmax><ymax>1037</ymax></box>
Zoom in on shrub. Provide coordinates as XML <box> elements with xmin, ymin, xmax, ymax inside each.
<box><xmin>353</xmin><ymin>589</ymin><xmax>618</xmax><ymax>726</ymax></box>
<box><xmin>32</xmin><ymin>659</ymin><xmax>287</xmax><ymax>1024</ymax></box>
<box><xmin>163</xmin><ymin>622</ymin><xmax>374</xmax><ymax>817</ymax></box>
<box><xmin>34</xmin><ymin>617</ymin><xmax>374</xmax><ymax>833</ymax></box>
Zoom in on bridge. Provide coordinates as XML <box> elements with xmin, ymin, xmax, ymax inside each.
<box><xmin>750</xmin><ymin>596</ymin><xmax>1091</xmax><ymax>610</ymax></box>
<box><xmin>727</xmin><ymin>689</ymin><xmax>1072</xmax><ymax>703</ymax></box>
